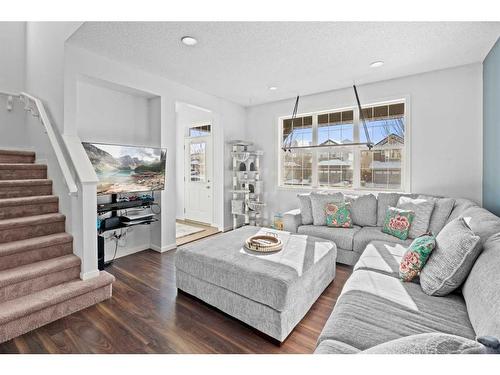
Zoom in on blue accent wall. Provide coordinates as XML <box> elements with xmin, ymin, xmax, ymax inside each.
<box><xmin>483</xmin><ymin>38</ymin><xmax>500</xmax><ymax>215</ymax></box>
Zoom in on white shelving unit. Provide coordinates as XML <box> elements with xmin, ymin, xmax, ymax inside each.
<box><xmin>229</xmin><ymin>140</ymin><xmax>265</xmax><ymax>229</ymax></box>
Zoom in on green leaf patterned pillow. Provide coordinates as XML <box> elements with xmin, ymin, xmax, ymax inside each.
<box><xmin>325</xmin><ymin>202</ymin><xmax>353</xmax><ymax>228</ymax></box>
<box><xmin>382</xmin><ymin>207</ymin><xmax>415</xmax><ymax>240</ymax></box>
<box><xmin>399</xmin><ymin>233</ymin><xmax>436</xmax><ymax>282</ymax></box>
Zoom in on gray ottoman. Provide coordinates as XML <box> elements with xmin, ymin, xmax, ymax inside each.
<box><xmin>175</xmin><ymin>226</ymin><xmax>337</xmax><ymax>342</ymax></box>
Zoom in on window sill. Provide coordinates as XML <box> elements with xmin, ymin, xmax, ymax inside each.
<box><xmin>276</xmin><ymin>185</ymin><xmax>409</xmax><ymax>196</ymax></box>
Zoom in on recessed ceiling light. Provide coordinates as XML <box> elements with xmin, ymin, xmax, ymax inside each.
<box><xmin>181</xmin><ymin>36</ymin><xmax>198</xmax><ymax>46</ymax></box>
<box><xmin>268</xmin><ymin>86</ymin><xmax>278</xmax><ymax>91</ymax></box>
<box><xmin>370</xmin><ymin>61</ymin><xmax>384</xmax><ymax>68</ymax></box>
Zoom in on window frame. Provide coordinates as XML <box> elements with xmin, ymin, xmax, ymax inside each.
<box><xmin>277</xmin><ymin>97</ymin><xmax>411</xmax><ymax>193</ymax></box>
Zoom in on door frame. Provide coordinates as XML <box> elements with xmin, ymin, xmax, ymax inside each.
<box><xmin>183</xmin><ymin>122</ymin><xmax>215</xmax><ymax>226</ymax></box>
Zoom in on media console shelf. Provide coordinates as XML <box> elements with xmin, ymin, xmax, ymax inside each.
<box><xmin>97</xmin><ymin>193</ymin><xmax>158</xmax><ymax>270</ymax></box>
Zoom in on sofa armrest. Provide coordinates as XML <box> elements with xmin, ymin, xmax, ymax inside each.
<box><xmin>283</xmin><ymin>209</ymin><xmax>302</xmax><ymax>233</ymax></box>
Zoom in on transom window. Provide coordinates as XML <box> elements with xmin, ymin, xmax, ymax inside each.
<box><xmin>279</xmin><ymin>100</ymin><xmax>407</xmax><ymax>191</ymax></box>
<box><xmin>189</xmin><ymin>124</ymin><xmax>211</xmax><ymax>137</ymax></box>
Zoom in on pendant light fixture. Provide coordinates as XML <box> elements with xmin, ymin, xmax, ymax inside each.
<box><xmin>281</xmin><ymin>85</ymin><xmax>373</xmax><ymax>152</ymax></box>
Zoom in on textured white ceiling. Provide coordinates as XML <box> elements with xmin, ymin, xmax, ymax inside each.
<box><xmin>68</xmin><ymin>22</ymin><xmax>500</xmax><ymax>107</ymax></box>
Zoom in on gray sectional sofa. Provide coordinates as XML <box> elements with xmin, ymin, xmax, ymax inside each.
<box><xmin>284</xmin><ymin>193</ymin><xmax>476</xmax><ymax>266</ymax></box>
<box><xmin>283</xmin><ymin>193</ymin><xmax>500</xmax><ymax>353</ymax></box>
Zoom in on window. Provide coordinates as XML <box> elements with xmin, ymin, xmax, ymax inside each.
<box><xmin>189</xmin><ymin>142</ymin><xmax>206</xmax><ymax>182</ymax></box>
<box><xmin>189</xmin><ymin>124</ymin><xmax>211</xmax><ymax>137</ymax></box>
<box><xmin>279</xmin><ymin>100</ymin><xmax>407</xmax><ymax>191</ymax></box>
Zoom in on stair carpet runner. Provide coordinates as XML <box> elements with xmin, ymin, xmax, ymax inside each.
<box><xmin>0</xmin><ymin>149</ymin><xmax>114</xmax><ymax>343</ymax></box>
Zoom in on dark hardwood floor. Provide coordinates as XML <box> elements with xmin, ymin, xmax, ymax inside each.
<box><xmin>0</xmin><ymin>249</ymin><xmax>352</xmax><ymax>354</ymax></box>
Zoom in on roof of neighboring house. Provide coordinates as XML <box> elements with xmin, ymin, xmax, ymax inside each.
<box><xmin>375</xmin><ymin>133</ymin><xmax>404</xmax><ymax>146</ymax></box>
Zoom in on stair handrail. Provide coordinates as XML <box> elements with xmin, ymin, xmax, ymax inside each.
<box><xmin>0</xmin><ymin>90</ymin><xmax>78</xmax><ymax>196</ymax></box>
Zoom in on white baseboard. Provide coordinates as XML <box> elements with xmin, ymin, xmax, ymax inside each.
<box><xmin>223</xmin><ymin>226</ymin><xmax>234</xmax><ymax>232</ymax></box>
<box><xmin>150</xmin><ymin>242</ymin><xmax>177</xmax><ymax>253</ymax></box>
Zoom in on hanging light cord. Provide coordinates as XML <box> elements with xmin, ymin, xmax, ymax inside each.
<box><xmin>353</xmin><ymin>85</ymin><xmax>373</xmax><ymax>150</ymax></box>
<box><xmin>283</xmin><ymin>95</ymin><xmax>300</xmax><ymax>152</ymax></box>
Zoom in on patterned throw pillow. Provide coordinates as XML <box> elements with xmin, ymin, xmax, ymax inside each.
<box><xmin>399</xmin><ymin>234</ymin><xmax>436</xmax><ymax>282</ymax></box>
<box><xmin>382</xmin><ymin>207</ymin><xmax>415</xmax><ymax>240</ymax></box>
<box><xmin>325</xmin><ymin>202</ymin><xmax>352</xmax><ymax>228</ymax></box>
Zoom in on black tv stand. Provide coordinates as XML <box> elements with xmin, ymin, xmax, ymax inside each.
<box><xmin>97</xmin><ymin>193</ymin><xmax>158</xmax><ymax>270</ymax></box>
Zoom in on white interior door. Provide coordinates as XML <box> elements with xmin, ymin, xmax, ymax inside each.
<box><xmin>184</xmin><ymin>135</ymin><xmax>213</xmax><ymax>224</ymax></box>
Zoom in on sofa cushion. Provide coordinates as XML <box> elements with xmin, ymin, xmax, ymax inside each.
<box><xmin>353</xmin><ymin>227</ymin><xmax>412</xmax><ymax>253</ymax></box>
<box><xmin>297</xmin><ymin>225</ymin><xmax>361</xmax><ymax>251</ymax></box>
<box><xmin>362</xmin><ymin>333</ymin><xmax>488</xmax><ymax>354</ymax></box>
<box><xmin>317</xmin><ymin>269</ymin><xmax>475</xmax><ymax>350</ymax></box>
<box><xmin>419</xmin><ymin>195</ymin><xmax>455</xmax><ymax>235</ymax></box>
<box><xmin>310</xmin><ymin>192</ymin><xmax>344</xmax><ymax>226</ymax></box>
<box><xmin>396</xmin><ymin>196</ymin><xmax>435</xmax><ymax>238</ymax></box>
<box><xmin>382</xmin><ymin>207</ymin><xmax>415</xmax><ymax>240</ymax></box>
<box><xmin>376</xmin><ymin>192</ymin><xmax>416</xmax><ymax>226</ymax></box>
<box><xmin>314</xmin><ymin>339</ymin><xmax>360</xmax><ymax>354</ymax></box>
<box><xmin>461</xmin><ymin>206</ymin><xmax>500</xmax><ymax>245</ymax></box>
<box><xmin>420</xmin><ymin>217</ymin><xmax>481</xmax><ymax>296</ymax></box>
<box><xmin>446</xmin><ymin>198</ymin><xmax>478</xmax><ymax>224</ymax></box>
<box><xmin>354</xmin><ymin>241</ymin><xmax>406</xmax><ymax>276</ymax></box>
<box><xmin>297</xmin><ymin>193</ymin><xmax>312</xmax><ymax>225</ymax></box>
<box><xmin>344</xmin><ymin>194</ymin><xmax>377</xmax><ymax>227</ymax></box>
<box><xmin>463</xmin><ymin>232</ymin><xmax>500</xmax><ymax>338</ymax></box>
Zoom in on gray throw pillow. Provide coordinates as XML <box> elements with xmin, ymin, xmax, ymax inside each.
<box><xmin>362</xmin><ymin>333</ymin><xmax>488</xmax><ymax>354</ymax></box>
<box><xmin>297</xmin><ymin>193</ymin><xmax>313</xmax><ymax>225</ymax></box>
<box><xmin>310</xmin><ymin>192</ymin><xmax>344</xmax><ymax>226</ymax></box>
<box><xmin>344</xmin><ymin>194</ymin><xmax>377</xmax><ymax>227</ymax></box>
<box><xmin>376</xmin><ymin>193</ymin><xmax>416</xmax><ymax>226</ymax></box>
<box><xmin>420</xmin><ymin>217</ymin><xmax>481</xmax><ymax>296</ymax></box>
<box><xmin>418</xmin><ymin>195</ymin><xmax>455</xmax><ymax>235</ymax></box>
<box><xmin>396</xmin><ymin>196</ymin><xmax>435</xmax><ymax>238</ymax></box>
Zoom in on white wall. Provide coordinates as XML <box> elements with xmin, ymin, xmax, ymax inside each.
<box><xmin>0</xmin><ymin>22</ymin><xmax>26</xmax><ymax>148</ymax></box>
<box><xmin>245</xmin><ymin>64</ymin><xmax>483</xmax><ymax>222</ymax></box>
<box><xmin>77</xmin><ymin>79</ymin><xmax>152</xmax><ymax>144</ymax></box>
<box><xmin>175</xmin><ymin>103</ymin><xmax>213</xmax><ymax>220</ymax></box>
<box><xmin>26</xmin><ymin>22</ymin><xmax>83</xmax><ymax>131</ymax></box>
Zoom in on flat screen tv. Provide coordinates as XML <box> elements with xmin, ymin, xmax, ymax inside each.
<box><xmin>82</xmin><ymin>142</ymin><xmax>166</xmax><ymax>196</ymax></box>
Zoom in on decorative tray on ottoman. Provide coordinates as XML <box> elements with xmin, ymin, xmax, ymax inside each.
<box><xmin>245</xmin><ymin>233</ymin><xmax>283</xmax><ymax>253</ymax></box>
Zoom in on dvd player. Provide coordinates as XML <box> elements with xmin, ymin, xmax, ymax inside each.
<box><xmin>120</xmin><ymin>212</ymin><xmax>155</xmax><ymax>222</ymax></box>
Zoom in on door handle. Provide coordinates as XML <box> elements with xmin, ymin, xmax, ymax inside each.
<box><xmin>206</xmin><ymin>186</ymin><xmax>211</xmax><ymax>189</ymax></box>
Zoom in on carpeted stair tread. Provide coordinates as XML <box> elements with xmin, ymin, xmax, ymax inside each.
<box><xmin>0</xmin><ymin>179</ymin><xmax>53</xmax><ymax>199</ymax></box>
<box><xmin>0</xmin><ymin>195</ymin><xmax>58</xmax><ymax>207</ymax></box>
<box><xmin>0</xmin><ymin>213</ymin><xmax>65</xmax><ymax>230</ymax></box>
<box><xmin>0</xmin><ymin>179</ymin><xmax>52</xmax><ymax>187</ymax></box>
<box><xmin>0</xmin><ymin>163</ymin><xmax>46</xmax><ymax>170</ymax></box>
<box><xmin>0</xmin><ymin>232</ymin><xmax>72</xmax><ymax>258</ymax></box>
<box><xmin>0</xmin><ymin>164</ymin><xmax>47</xmax><ymax>180</ymax></box>
<box><xmin>0</xmin><ymin>150</ymin><xmax>35</xmax><ymax>164</ymax></box>
<box><xmin>0</xmin><ymin>254</ymin><xmax>80</xmax><ymax>288</ymax></box>
<box><xmin>0</xmin><ymin>271</ymin><xmax>115</xmax><ymax>325</ymax></box>
<box><xmin>0</xmin><ymin>150</ymin><xmax>36</xmax><ymax>157</ymax></box>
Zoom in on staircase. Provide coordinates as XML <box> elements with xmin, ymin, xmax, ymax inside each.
<box><xmin>0</xmin><ymin>149</ymin><xmax>114</xmax><ymax>343</ymax></box>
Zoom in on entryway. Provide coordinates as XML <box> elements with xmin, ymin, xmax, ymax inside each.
<box><xmin>175</xmin><ymin>219</ymin><xmax>219</xmax><ymax>246</ymax></box>
<box><xmin>184</xmin><ymin>132</ymin><xmax>213</xmax><ymax>224</ymax></box>
<box><xmin>175</xmin><ymin>102</ymin><xmax>222</xmax><ymax>245</ymax></box>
